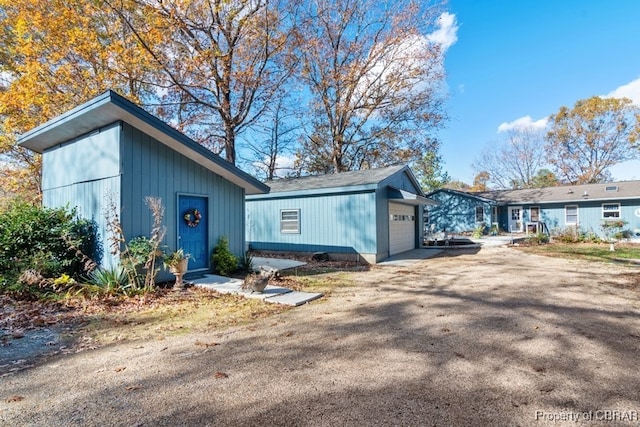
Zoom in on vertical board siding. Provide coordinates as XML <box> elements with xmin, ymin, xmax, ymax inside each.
<box><xmin>375</xmin><ymin>187</ymin><xmax>390</xmax><ymax>257</ymax></box>
<box><xmin>427</xmin><ymin>191</ymin><xmax>491</xmax><ymax>233</ymax></box>
<box><xmin>428</xmin><ymin>190</ymin><xmax>640</xmax><ymax>238</ymax></box>
<box><xmin>120</xmin><ymin>124</ymin><xmax>246</xmax><ymax>270</ymax></box>
<box><xmin>380</xmin><ymin>171</ymin><xmax>420</xmax><ymax>193</ymax></box>
<box><xmin>42</xmin><ymin>123</ymin><xmax>121</xmax><ymax>190</ymax></box>
<box><xmin>43</xmin><ymin>176</ymin><xmax>121</xmax><ymax>269</ymax></box>
<box><xmin>534</xmin><ymin>201</ymin><xmax>640</xmax><ymax>237</ymax></box>
<box><xmin>247</xmin><ymin>191</ymin><xmax>378</xmax><ymax>255</ymax></box>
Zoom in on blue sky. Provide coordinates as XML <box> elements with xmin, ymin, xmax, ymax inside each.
<box><xmin>438</xmin><ymin>0</ymin><xmax>640</xmax><ymax>184</ymax></box>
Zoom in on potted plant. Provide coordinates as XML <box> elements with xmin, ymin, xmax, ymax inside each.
<box><xmin>163</xmin><ymin>248</ymin><xmax>191</xmax><ymax>289</ymax></box>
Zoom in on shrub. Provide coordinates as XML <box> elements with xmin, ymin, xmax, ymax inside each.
<box><xmin>552</xmin><ymin>226</ymin><xmax>583</xmax><ymax>243</ymax></box>
<box><xmin>238</xmin><ymin>251</ymin><xmax>254</xmax><ymax>274</ymax></box>
<box><xmin>104</xmin><ymin>195</ymin><xmax>166</xmax><ymax>292</ymax></box>
<box><xmin>525</xmin><ymin>233</ymin><xmax>549</xmax><ymax>245</ymax></box>
<box><xmin>86</xmin><ymin>266</ymin><xmax>132</xmax><ymax>295</ymax></box>
<box><xmin>472</xmin><ymin>223</ymin><xmax>486</xmax><ymax>238</ymax></box>
<box><xmin>0</xmin><ymin>201</ymin><xmax>99</xmax><ymax>296</ymax></box>
<box><xmin>601</xmin><ymin>219</ymin><xmax>628</xmax><ymax>242</ymax></box>
<box><xmin>211</xmin><ymin>236</ymin><xmax>238</xmax><ymax>276</ymax></box>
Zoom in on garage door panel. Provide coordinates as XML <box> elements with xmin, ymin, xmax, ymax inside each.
<box><xmin>389</xmin><ymin>203</ymin><xmax>415</xmax><ymax>256</ymax></box>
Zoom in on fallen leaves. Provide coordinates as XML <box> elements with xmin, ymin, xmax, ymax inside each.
<box><xmin>214</xmin><ymin>371</ymin><xmax>229</xmax><ymax>379</ymax></box>
<box><xmin>6</xmin><ymin>395</ymin><xmax>25</xmax><ymax>402</ymax></box>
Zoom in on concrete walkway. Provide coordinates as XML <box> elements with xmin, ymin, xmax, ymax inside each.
<box><xmin>377</xmin><ymin>248</ymin><xmax>443</xmax><ymax>267</ymax></box>
<box><xmin>191</xmin><ymin>257</ymin><xmax>322</xmax><ymax>307</ymax></box>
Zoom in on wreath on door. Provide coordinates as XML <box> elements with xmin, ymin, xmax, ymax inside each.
<box><xmin>183</xmin><ymin>208</ymin><xmax>202</xmax><ymax>227</ymax></box>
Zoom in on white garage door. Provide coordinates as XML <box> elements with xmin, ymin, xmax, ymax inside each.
<box><xmin>389</xmin><ymin>202</ymin><xmax>416</xmax><ymax>256</ymax></box>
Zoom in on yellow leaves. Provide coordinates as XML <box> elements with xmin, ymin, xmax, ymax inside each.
<box><xmin>545</xmin><ymin>96</ymin><xmax>640</xmax><ymax>184</ymax></box>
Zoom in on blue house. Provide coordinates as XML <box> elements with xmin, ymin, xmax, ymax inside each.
<box><xmin>426</xmin><ymin>181</ymin><xmax>640</xmax><ymax>238</ymax></box>
<box><xmin>18</xmin><ymin>91</ymin><xmax>269</xmax><ymax>278</ymax></box>
<box><xmin>246</xmin><ymin>165</ymin><xmax>435</xmax><ymax>263</ymax></box>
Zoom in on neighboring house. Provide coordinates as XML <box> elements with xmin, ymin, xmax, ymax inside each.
<box><xmin>19</xmin><ymin>91</ymin><xmax>269</xmax><ymax>279</ymax></box>
<box><xmin>426</xmin><ymin>181</ymin><xmax>640</xmax><ymax>238</ymax></box>
<box><xmin>246</xmin><ymin>165</ymin><xmax>436</xmax><ymax>263</ymax></box>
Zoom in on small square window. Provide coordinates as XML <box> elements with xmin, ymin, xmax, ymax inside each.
<box><xmin>280</xmin><ymin>209</ymin><xmax>300</xmax><ymax>233</ymax></box>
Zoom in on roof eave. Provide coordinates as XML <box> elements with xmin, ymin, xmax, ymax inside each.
<box><xmin>18</xmin><ymin>91</ymin><xmax>269</xmax><ymax>195</ymax></box>
<box><xmin>247</xmin><ymin>183</ymin><xmax>379</xmax><ymax>200</ymax></box>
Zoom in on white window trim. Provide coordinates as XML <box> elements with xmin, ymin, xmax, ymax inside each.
<box><xmin>280</xmin><ymin>209</ymin><xmax>300</xmax><ymax>234</ymax></box>
<box><xmin>602</xmin><ymin>203</ymin><xmax>621</xmax><ymax>219</ymax></box>
<box><xmin>475</xmin><ymin>206</ymin><xmax>484</xmax><ymax>223</ymax></box>
<box><xmin>565</xmin><ymin>205</ymin><xmax>579</xmax><ymax>225</ymax></box>
<box><xmin>530</xmin><ymin>206</ymin><xmax>540</xmax><ymax>222</ymax></box>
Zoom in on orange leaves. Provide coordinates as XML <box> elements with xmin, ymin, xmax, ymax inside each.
<box><xmin>545</xmin><ymin>96</ymin><xmax>640</xmax><ymax>184</ymax></box>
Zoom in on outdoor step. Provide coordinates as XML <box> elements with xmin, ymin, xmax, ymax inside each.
<box><xmin>191</xmin><ymin>275</ymin><xmax>323</xmax><ymax>306</ymax></box>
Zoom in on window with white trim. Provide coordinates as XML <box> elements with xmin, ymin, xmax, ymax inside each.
<box><xmin>565</xmin><ymin>205</ymin><xmax>578</xmax><ymax>225</ymax></box>
<box><xmin>530</xmin><ymin>206</ymin><xmax>540</xmax><ymax>222</ymax></box>
<box><xmin>602</xmin><ymin>203</ymin><xmax>620</xmax><ymax>219</ymax></box>
<box><xmin>280</xmin><ymin>209</ymin><xmax>300</xmax><ymax>233</ymax></box>
<box><xmin>475</xmin><ymin>206</ymin><xmax>484</xmax><ymax>222</ymax></box>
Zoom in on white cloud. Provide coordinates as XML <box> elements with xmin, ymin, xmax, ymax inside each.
<box><xmin>497</xmin><ymin>116</ymin><xmax>548</xmax><ymax>133</ymax></box>
<box><xmin>253</xmin><ymin>154</ymin><xmax>296</xmax><ymax>178</ymax></box>
<box><xmin>605</xmin><ymin>76</ymin><xmax>640</xmax><ymax>105</ymax></box>
<box><xmin>427</xmin><ymin>12</ymin><xmax>459</xmax><ymax>52</ymax></box>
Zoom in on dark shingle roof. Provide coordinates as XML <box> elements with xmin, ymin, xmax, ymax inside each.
<box><xmin>264</xmin><ymin>164</ymin><xmax>409</xmax><ymax>193</ymax></box>
<box><xmin>473</xmin><ymin>180</ymin><xmax>640</xmax><ymax>204</ymax></box>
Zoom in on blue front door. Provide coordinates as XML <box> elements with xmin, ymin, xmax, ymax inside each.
<box><xmin>178</xmin><ymin>195</ymin><xmax>208</xmax><ymax>270</ymax></box>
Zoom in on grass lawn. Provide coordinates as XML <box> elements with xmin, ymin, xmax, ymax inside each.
<box><xmin>517</xmin><ymin>241</ymin><xmax>640</xmax><ymax>263</ymax></box>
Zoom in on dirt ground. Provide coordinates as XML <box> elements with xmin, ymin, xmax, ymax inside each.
<box><xmin>1</xmin><ymin>245</ymin><xmax>640</xmax><ymax>426</ymax></box>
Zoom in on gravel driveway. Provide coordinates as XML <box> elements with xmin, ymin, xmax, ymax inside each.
<box><xmin>1</xmin><ymin>246</ymin><xmax>639</xmax><ymax>426</ymax></box>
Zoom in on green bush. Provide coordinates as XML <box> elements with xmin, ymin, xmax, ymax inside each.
<box><xmin>211</xmin><ymin>236</ymin><xmax>238</xmax><ymax>276</ymax></box>
<box><xmin>0</xmin><ymin>201</ymin><xmax>100</xmax><ymax>296</ymax></box>
<box><xmin>238</xmin><ymin>250</ymin><xmax>254</xmax><ymax>274</ymax></box>
<box><xmin>472</xmin><ymin>223</ymin><xmax>486</xmax><ymax>238</ymax></box>
<box><xmin>85</xmin><ymin>266</ymin><xmax>132</xmax><ymax>295</ymax></box>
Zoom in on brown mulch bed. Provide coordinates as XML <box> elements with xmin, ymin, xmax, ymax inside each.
<box><xmin>1</xmin><ymin>252</ymin><xmax>363</xmax><ymax>349</ymax></box>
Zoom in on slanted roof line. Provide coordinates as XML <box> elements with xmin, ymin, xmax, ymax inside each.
<box><xmin>18</xmin><ymin>90</ymin><xmax>269</xmax><ymax>195</ymax></box>
<box><xmin>260</xmin><ymin>164</ymin><xmax>410</xmax><ymax>194</ymax></box>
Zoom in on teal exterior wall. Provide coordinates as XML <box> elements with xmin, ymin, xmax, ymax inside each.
<box><xmin>426</xmin><ymin>190</ymin><xmax>493</xmax><ymax>233</ymax></box>
<box><xmin>427</xmin><ymin>189</ymin><xmax>640</xmax><ymax>238</ymax></box>
<box><xmin>515</xmin><ymin>201</ymin><xmax>640</xmax><ymax>237</ymax></box>
<box><xmin>246</xmin><ymin>167</ymin><xmax>426</xmax><ymax>262</ymax></box>
<box><xmin>120</xmin><ymin>123</ymin><xmax>247</xmax><ymax>272</ymax></box>
<box><xmin>247</xmin><ymin>190</ymin><xmax>379</xmax><ymax>260</ymax></box>
<box><xmin>42</xmin><ymin>121</ymin><xmax>248</xmax><ymax>276</ymax></box>
<box><xmin>42</xmin><ymin>123</ymin><xmax>122</xmax><ymax>268</ymax></box>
